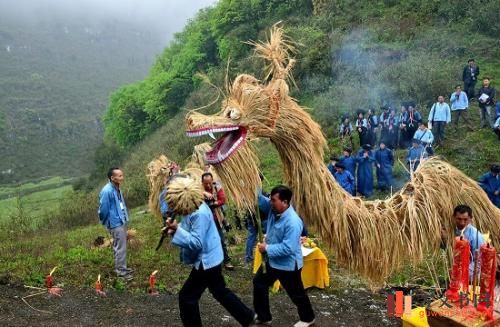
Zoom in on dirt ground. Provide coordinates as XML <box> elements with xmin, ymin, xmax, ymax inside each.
<box><xmin>0</xmin><ymin>283</ymin><xmax>399</xmax><ymax>327</ymax></box>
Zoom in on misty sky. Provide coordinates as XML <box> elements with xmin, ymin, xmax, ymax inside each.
<box><xmin>0</xmin><ymin>0</ymin><xmax>217</xmax><ymax>43</ymax></box>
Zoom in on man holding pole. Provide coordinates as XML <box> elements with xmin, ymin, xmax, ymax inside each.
<box><xmin>253</xmin><ymin>185</ymin><xmax>315</xmax><ymax>327</ymax></box>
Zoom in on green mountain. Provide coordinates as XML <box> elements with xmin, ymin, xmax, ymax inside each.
<box><xmin>0</xmin><ymin>15</ymin><xmax>163</xmax><ymax>184</ymax></box>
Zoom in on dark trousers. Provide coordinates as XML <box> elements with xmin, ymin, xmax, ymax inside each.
<box><xmin>433</xmin><ymin>121</ymin><xmax>446</xmax><ymax>145</ymax></box>
<box><xmin>464</xmin><ymin>80</ymin><xmax>476</xmax><ymax>99</ymax></box>
<box><xmin>452</xmin><ymin>109</ymin><xmax>472</xmax><ymax>128</ymax></box>
<box><xmin>253</xmin><ymin>263</ymin><xmax>315</xmax><ymax>323</ymax></box>
<box><xmin>215</xmin><ymin>221</ymin><xmax>231</xmax><ymax>263</ymax></box>
<box><xmin>179</xmin><ymin>264</ymin><xmax>254</xmax><ymax>327</ymax></box>
<box><xmin>495</xmin><ymin>127</ymin><xmax>500</xmax><ymax>140</ymax></box>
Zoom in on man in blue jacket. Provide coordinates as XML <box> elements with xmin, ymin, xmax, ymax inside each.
<box><xmin>374</xmin><ymin>142</ymin><xmax>394</xmax><ymax>191</ymax></box>
<box><xmin>478</xmin><ymin>165</ymin><xmax>500</xmax><ymax>208</ymax></box>
<box><xmin>165</xmin><ymin>175</ymin><xmax>255</xmax><ymax>327</ymax></box>
<box><xmin>334</xmin><ymin>162</ymin><xmax>355</xmax><ymax>195</ymax></box>
<box><xmin>98</xmin><ymin>167</ymin><xmax>133</xmax><ymax>280</ymax></box>
<box><xmin>428</xmin><ymin>95</ymin><xmax>451</xmax><ymax>146</ymax></box>
<box><xmin>407</xmin><ymin>139</ymin><xmax>427</xmax><ymax>172</ymax></box>
<box><xmin>339</xmin><ymin>147</ymin><xmax>356</xmax><ymax>177</ymax></box>
<box><xmin>356</xmin><ymin>144</ymin><xmax>376</xmax><ymax>197</ymax></box>
<box><xmin>254</xmin><ymin>185</ymin><xmax>315</xmax><ymax>327</ymax></box>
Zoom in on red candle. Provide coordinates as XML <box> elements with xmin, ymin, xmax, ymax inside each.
<box><xmin>446</xmin><ymin>236</ymin><xmax>470</xmax><ymax>302</ymax></box>
<box><xmin>148</xmin><ymin>270</ymin><xmax>158</xmax><ymax>295</ymax></box>
<box><xmin>476</xmin><ymin>243</ymin><xmax>496</xmax><ymax>320</ymax></box>
<box><xmin>95</xmin><ymin>274</ymin><xmax>103</xmax><ymax>292</ymax></box>
<box><xmin>45</xmin><ymin>275</ymin><xmax>53</xmax><ymax>289</ymax></box>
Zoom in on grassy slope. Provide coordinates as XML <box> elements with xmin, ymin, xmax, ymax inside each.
<box><xmin>0</xmin><ymin>184</ymin><xmax>72</xmax><ymax>222</ymax></box>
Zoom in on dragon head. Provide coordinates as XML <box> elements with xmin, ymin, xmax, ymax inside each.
<box><xmin>186</xmin><ymin>74</ymin><xmax>289</xmax><ymax>164</ymax></box>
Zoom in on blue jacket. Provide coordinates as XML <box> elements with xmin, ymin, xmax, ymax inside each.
<box><xmin>407</xmin><ymin>145</ymin><xmax>426</xmax><ymax>161</ymax></box>
<box><xmin>259</xmin><ymin>194</ymin><xmax>303</xmax><ymax>271</ymax></box>
<box><xmin>450</xmin><ymin>91</ymin><xmax>469</xmax><ymax>110</ymax></box>
<box><xmin>413</xmin><ymin>129</ymin><xmax>434</xmax><ymax>145</ymax></box>
<box><xmin>327</xmin><ymin>163</ymin><xmax>335</xmax><ymax>177</ymax></box>
<box><xmin>335</xmin><ymin>170</ymin><xmax>355</xmax><ymax>195</ymax></box>
<box><xmin>375</xmin><ymin>148</ymin><xmax>393</xmax><ymax>189</ymax></box>
<box><xmin>172</xmin><ymin>202</ymin><xmax>223</xmax><ymax>270</ymax></box>
<box><xmin>428</xmin><ymin>102</ymin><xmax>451</xmax><ymax>123</ymax></box>
<box><xmin>159</xmin><ymin>188</ymin><xmax>169</xmax><ymax>217</ymax></box>
<box><xmin>339</xmin><ymin>155</ymin><xmax>356</xmax><ymax>176</ymax></box>
<box><xmin>355</xmin><ymin>150</ymin><xmax>375</xmax><ymax>197</ymax></box>
<box><xmin>478</xmin><ymin>172</ymin><xmax>500</xmax><ymax>208</ymax></box>
<box><xmin>495</xmin><ymin>117</ymin><xmax>500</xmax><ymax>128</ymax></box>
<box><xmin>98</xmin><ymin>182</ymin><xmax>128</xmax><ymax>229</ymax></box>
<box><xmin>454</xmin><ymin>224</ymin><xmax>485</xmax><ymax>278</ymax></box>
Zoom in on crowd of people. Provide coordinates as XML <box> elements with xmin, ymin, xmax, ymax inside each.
<box><xmin>331</xmin><ymin>59</ymin><xmax>499</xmax><ymax>206</ymax></box>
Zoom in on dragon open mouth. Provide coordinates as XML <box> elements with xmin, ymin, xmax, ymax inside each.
<box><xmin>186</xmin><ymin>126</ymin><xmax>247</xmax><ymax>164</ymax></box>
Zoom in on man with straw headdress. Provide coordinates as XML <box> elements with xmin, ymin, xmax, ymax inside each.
<box><xmin>165</xmin><ymin>175</ymin><xmax>256</xmax><ymax>327</ymax></box>
<box><xmin>254</xmin><ymin>185</ymin><xmax>315</xmax><ymax>327</ymax></box>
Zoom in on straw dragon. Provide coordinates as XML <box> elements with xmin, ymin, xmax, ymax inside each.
<box><xmin>185</xmin><ymin>25</ymin><xmax>500</xmax><ymax>282</ymax></box>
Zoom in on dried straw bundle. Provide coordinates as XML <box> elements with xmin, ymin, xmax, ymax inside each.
<box><xmin>185</xmin><ymin>24</ymin><xmax>500</xmax><ymax>283</ymax></box>
<box><xmin>146</xmin><ymin>155</ymin><xmax>171</xmax><ymax>220</ymax></box>
<box><xmin>165</xmin><ymin>176</ymin><xmax>204</xmax><ymax>216</ymax></box>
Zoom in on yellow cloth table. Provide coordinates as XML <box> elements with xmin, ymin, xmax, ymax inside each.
<box><xmin>253</xmin><ymin>246</ymin><xmax>330</xmax><ymax>292</ymax></box>
<box><xmin>401</xmin><ymin>307</ymin><xmax>429</xmax><ymax>327</ymax></box>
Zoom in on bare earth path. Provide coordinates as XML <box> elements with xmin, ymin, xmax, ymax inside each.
<box><xmin>0</xmin><ymin>284</ymin><xmax>399</xmax><ymax>326</ymax></box>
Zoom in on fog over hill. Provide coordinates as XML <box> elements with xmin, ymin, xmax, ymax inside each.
<box><xmin>0</xmin><ymin>0</ymin><xmax>215</xmax><ymax>183</ymax></box>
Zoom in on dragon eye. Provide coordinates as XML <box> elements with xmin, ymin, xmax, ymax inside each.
<box><xmin>225</xmin><ymin>107</ymin><xmax>241</xmax><ymax>120</ymax></box>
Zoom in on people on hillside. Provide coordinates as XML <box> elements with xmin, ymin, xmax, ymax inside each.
<box><xmin>428</xmin><ymin>95</ymin><xmax>451</xmax><ymax>146</ymax></box>
<box><xmin>202</xmin><ymin>172</ymin><xmax>234</xmax><ymax>270</ymax></box>
<box><xmin>98</xmin><ymin>167</ymin><xmax>133</xmax><ymax>281</ymax></box>
<box><xmin>339</xmin><ymin>147</ymin><xmax>356</xmax><ymax>177</ymax></box>
<box><xmin>441</xmin><ymin>205</ymin><xmax>485</xmax><ymax>278</ymax></box>
<box><xmin>366</xmin><ymin>108</ymin><xmax>378</xmax><ymax>147</ymax></box>
<box><xmin>254</xmin><ymin>185</ymin><xmax>316</xmax><ymax>327</ymax></box>
<box><xmin>165</xmin><ymin>175</ymin><xmax>256</xmax><ymax>327</ymax></box>
<box><xmin>478</xmin><ymin>165</ymin><xmax>500</xmax><ymax>208</ymax></box>
<box><xmin>413</xmin><ymin>122</ymin><xmax>434</xmax><ymax>155</ymax></box>
<box><xmin>374</xmin><ymin>141</ymin><xmax>394</xmax><ymax>191</ymax></box>
<box><xmin>355</xmin><ymin>110</ymin><xmax>369</xmax><ymax>147</ymax></box>
<box><xmin>407</xmin><ymin>139</ymin><xmax>427</xmax><ymax>172</ymax></box>
<box><xmin>450</xmin><ymin>85</ymin><xmax>472</xmax><ymax>129</ymax></box>
<box><xmin>334</xmin><ymin>162</ymin><xmax>355</xmax><ymax>195</ymax></box>
<box><xmin>339</xmin><ymin>116</ymin><xmax>353</xmax><ymax>146</ymax></box>
<box><xmin>355</xmin><ymin>144</ymin><xmax>375</xmax><ymax>197</ymax></box>
<box><xmin>477</xmin><ymin>77</ymin><xmax>496</xmax><ymax>128</ymax></box>
<box><xmin>380</xmin><ymin>107</ymin><xmax>398</xmax><ymax>149</ymax></box>
<box><xmin>462</xmin><ymin>59</ymin><xmax>480</xmax><ymax>100</ymax></box>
